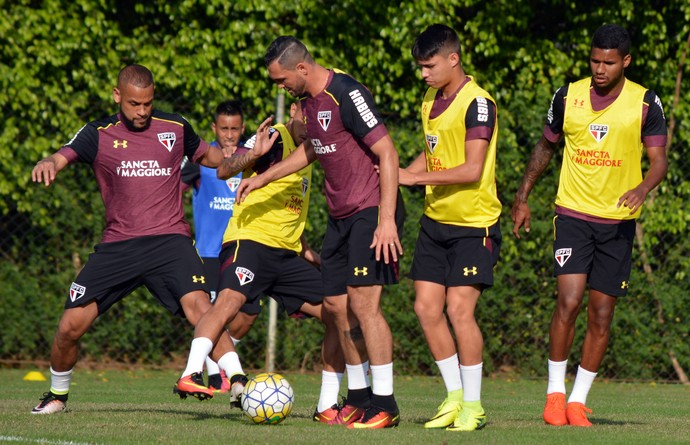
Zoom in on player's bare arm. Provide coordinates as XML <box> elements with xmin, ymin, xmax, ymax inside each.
<box><xmin>617</xmin><ymin>145</ymin><xmax>668</xmax><ymax>214</ymax></box>
<box><xmin>368</xmin><ymin>134</ymin><xmax>402</xmax><ymax>264</ymax></box>
<box><xmin>32</xmin><ymin>153</ymin><xmax>69</xmax><ymax>187</ymax></box>
<box><xmin>198</xmin><ymin>144</ymin><xmax>227</xmax><ymax>169</ymax></box>
<box><xmin>403</xmin><ymin>139</ymin><xmax>489</xmax><ymax>187</ymax></box>
<box><xmin>236</xmin><ymin>140</ymin><xmax>315</xmax><ymax>205</ymax></box>
<box><xmin>398</xmin><ymin>151</ymin><xmax>427</xmax><ymax>186</ymax></box>
<box><xmin>511</xmin><ymin>136</ymin><xmax>557</xmax><ymax>238</ymax></box>
<box><xmin>216</xmin><ymin>117</ymin><xmax>279</xmax><ymax>179</ymax></box>
<box><xmin>217</xmin><ymin>149</ymin><xmax>259</xmax><ymax>180</ymax></box>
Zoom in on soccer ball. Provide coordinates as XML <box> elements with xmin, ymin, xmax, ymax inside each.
<box><xmin>241</xmin><ymin>372</ymin><xmax>294</xmax><ymax>424</ymax></box>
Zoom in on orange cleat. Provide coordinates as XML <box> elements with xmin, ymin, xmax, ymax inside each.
<box><xmin>566</xmin><ymin>402</ymin><xmax>593</xmax><ymax>427</ymax></box>
<box><xmin>208</xmin><ymin>370</ymin><xmax>231</xmax><ymax>394</ymax></box>
<box><xmin>313</xmin><ymin>404</ymin><xmax>341</xmax><ymax>424</ymax></box>
<box><xmin>174</xmin><ymin>372</ymin><xmax>214</xmax><ymax>401</ymax></box>
<box><xmin>543</xmin><ymin>392</ymin><xmax>567</xmax><ymax>426</ymax></box>
<box><xmin>348</xmin><ymin>406</ymin><xmax>399</xmax><ymax>429</ymax></box>
<box><xmin>334</xmin><ymin>403</ymin><xmax>366</xmax><ymax>425</ymax></box>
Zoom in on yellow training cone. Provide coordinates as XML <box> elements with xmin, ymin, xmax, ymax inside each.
<box><xmin>23</xmin><ymin>371</ymin><xmax>47</xmax><ymax>381</ymax></box>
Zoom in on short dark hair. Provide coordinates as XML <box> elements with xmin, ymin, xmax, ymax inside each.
<box><xmin>117</xmin><ymin>64</ymin><xmax>154</xmax><ymax>88</ymax></box>
<box><xmin>214</xmin><ymin>99</ymin><xmax>243</xmax><ymax>122</ymax></box>
<box><xmin>412</xmin><ymin>24</ymin><xmax>461</xmax><ymax>61</ymax></box>
<box><xmin>264</xmin><ymin>36</ymin><xmax>313</xmax><ymax>68</ymax></box>
<box><xmin>591</xmin><ymin>24</ymin><xmax>630</xmax><ymax>56</ymax></box>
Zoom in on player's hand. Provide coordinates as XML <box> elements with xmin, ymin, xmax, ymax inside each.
<box><xmin>236</xmin><ymin>175</ymin><xmax>267</xmax><ymax>205</ymax></box>
<box><xmin>617</xmin><ymin>187</ymin><xmax>646</xmax><ymax>215</ymax></box>
<box><xmin>32</xmin><ymin>157</ymin><xmax>58</xmax><ymax>186</ymax></box>
<box><xmin>511</xmin><ymin>200</ymin><xmax>531</xmax><ymax>239</ymax></box>
<box><xmin>221</xmin><ymin>145</ymin><xmax>237</xmax><ymax>158</ymax></box>
<box><xmin>250</xmin><ymin>116</ymin><xmax>280</xmax><ymax>159</ymax></box>
<box><xmin>370</xmin><ymin>217</ymin><xmax>402</xmax><ymax>264</ymax></box>
<box><xmin>301</xmin><ymin>247</ymin><xmax>322</xmax><ymax>268</ymax></box>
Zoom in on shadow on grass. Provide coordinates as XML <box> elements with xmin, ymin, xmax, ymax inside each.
<box><xmin>85</xmin><ymin>406</ymin><xmax>323</xmax><ymax>423</ymax></box>
<box><xmin>83</xmin><ymin>406</ymin><xmax>241</xmax><ymax>421</ymax></box>
<box><xmin>591</xmin><ymin>417</ymin><xmax>642</xmax><ymax>426</ymax></box>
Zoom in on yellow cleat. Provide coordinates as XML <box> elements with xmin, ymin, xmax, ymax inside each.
<box><xmin>446</xmin><ymin>401</ymin><xmax>486</xmax><ymax>432</ymax></box>
<box><xmin>424</xmin><ymin>396</ymin><xmax>462</xmax><ymax>429</ymax></box>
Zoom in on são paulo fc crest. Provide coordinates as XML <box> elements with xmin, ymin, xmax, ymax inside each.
<box><xmin>227</xmin><ymin>176</ymin><xmax>241</xmax><ymax>192</ymax></box>
<box><xmin>158</xmin><ymin>132</ymin><xmax>176</xmax><ymax>152</ymax></box>
<box><xmin>555</xmin><ymin>248</ymin><xmax>572</xmax><ymax>267</ymax></box>
<box><xmin>426</xmin><ymin>135</ymin><xmax>438</xmax><ymax>154</ymax></box>
<box><xmin>589</xmin><ymin>124</ymin><xmax>608</xmax><ymax>143</ymax></box>
<box><xmin>69</xmin><ymin>282</ymin><xmax>86</xmax><ymax>302</ymax></box>
<box><xmin>235</xmin><ymin>267</ymin><xmax>255</xmax><ymax>286</ymax></box>
<box><xmin>318</xmin><ymin>111</ymin><xmax>331</xmax><ymax>131</ymax></box>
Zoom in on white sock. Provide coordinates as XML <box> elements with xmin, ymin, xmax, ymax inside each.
<box><xmin>370</xmin><ymin>362</ymin><xmax>393</xmax><ymax>396</ymax></box>
<box><xmin>217</xmin><ymin>351</ymin><xmax>244</xmax><ymax>379</ymax></box>
<box><xmin>345</xmin><ymin>361</ymin><xmax>370</xmax><ymax>390</ymax></box>
<box><xmin>436</xmin><ymin>354</ymin><xmax>462</xmax><ymax>393</ymax></box>
<box><xmin>49</xmin><ymin>367</ymin><xmax>73</xmax><ymax>395</ymax></box>
<box><xmin>317</xmin><ymin>370</ymin><xmax>343</xmax><ymax>412</ymax></box>
<box><xmin>181</xmin><ymin>337</ymin><xmax>213</xmax><ymax>378</ymax></box>
<box><xmin>568</xmin><ymin>365</ymin><xmax>597</xmax><ymax>405</ymax></box>
<box><xmin>547</xmin><ymin>359</ymin><xmax>568</xmax><ymax>395</ymax></box>
<box><xmin>460</xmin><ymin>362</ymin><xmax>483</xmax><ymax>402</ymax></box>
<box><xmin>205</xmin><ymin>357</ymin><xmax>221</xmax><ymax>375</ymax></box>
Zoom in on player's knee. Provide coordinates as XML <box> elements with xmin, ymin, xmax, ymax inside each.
<box><xmin>54</xmin><ymin>329</ymin><xmax>76</xmax><ymax>347</ymax></box>
<box><xmin>445</xmin><ymin>302</ymin><xmax>475</xmax><ymax>325</ymax></box>
<box><xmin>556</xmin><ymin>294</ymin><xmax>583</xmax><ymax>317</ymax></box>
<box><xmin>348</xmin><ymin>297</ymin><xmax>377</xmax><ymax>318</ymax></box>
<box><xmin>322</xmin><ymin>295</ymin><xmax>344</xmax><ymax>314</ymax></box>
<box><xmin>414</xmin><ymin>299</ymin><xmax>442</xmax><ymax>324</ymax></box>
<box><xmin>56</xmin><ymin>310</ymin><xmax>94</xmax><ymax>341</ymax></box>
<box><xmin>180</xmin><ymin>291</ymin><xmax>212</xmax><ymax>324</ymax></box>
<box><xmin>588</xmin><ymin>307</ymin><xmax>615</xmax><ymax>331</ymax></box>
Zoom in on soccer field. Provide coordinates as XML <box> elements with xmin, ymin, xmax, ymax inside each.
<box><xmin>1</xmin><ymin>368</ymin><xmax>688</xmax><ymax>445</ymax></box>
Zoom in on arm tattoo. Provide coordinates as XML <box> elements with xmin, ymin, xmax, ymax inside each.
<box><xmin>514</xmin><ymin>138</ymin><xmax>556</xmax><ymax>203</ymax></box>
<box><xmin>217</xmin><ymin>151</ymin><xmax>257</xmax><ymax>179</ymax></box>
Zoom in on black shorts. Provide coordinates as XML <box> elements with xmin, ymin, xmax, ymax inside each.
<box><xmin>239</xmin><ymin>294</ymin><xmax>315</xmax><ymax>319</ymax></box>
<box><xmin>553</xmin><ymin>214</ymin><xmax>636</xmax><ymax>297</ymax></box>
<box><xmin>200</xmin><ymin>257</ymin><xmax>221</xmax><ymax>302</ymax></box>
<box><xmin>218</xmin><ymin>240</ymin><xmax>323</xmax><ymax>310</ymax></box>
<box><xmin>410</xmin><ymin>215</ymin><xmax>501</xmax><ymax>289</ymax></box>
<box><xmin>66</xmin><ymin>234</ymin><xmax>208</xmax><ymax>316</ymax></box>
<box><xmin>321</xmin><ymin>192</ymin><xmax>405</xmax><ymax>296</ymax></box>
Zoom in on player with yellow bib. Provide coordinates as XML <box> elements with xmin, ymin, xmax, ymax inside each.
<box><xmin>400</xmin><ymin>24</ymin><xmax>502</xmax><ymax>432</ymax></box>
<box><xmin>511</xmin><ymin>24</ymin><xmax>668</xmax><ymax>427</ymax></box>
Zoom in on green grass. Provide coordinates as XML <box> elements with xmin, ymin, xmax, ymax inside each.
<box><xmin>1</xmin><ymin>368</ymin><xmax>688</xmax><ymax>445</ymax></box>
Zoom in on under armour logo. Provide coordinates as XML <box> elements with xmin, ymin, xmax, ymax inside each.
<box><xmin>621</xmin><ymin>281</ymin><xmax>629</xmax><ymax>289</ymax></box>
<box><xmin>192</xmin><ymin>275</ymin><xmax>205</xmax><ymax>284</ymax></box>
<box><xmin>113</xmin><ymin>140</ymin><xmax>128</xmax><ymax>148</ymax></box>
<box><xmin>354</xmin><ymin>267</ymin><xmax>368</xmax><ymax>276</ymax></box>
<box><xmin>463</xmin><ymin>266</ymin><xmax>478</xmax><ymax>276</ymax></box>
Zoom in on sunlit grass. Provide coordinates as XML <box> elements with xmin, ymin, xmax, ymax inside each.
<box><xmin>1</xmin><ymin>368</ymin><xmax>688</xmax><ymax>445</ymax></box>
